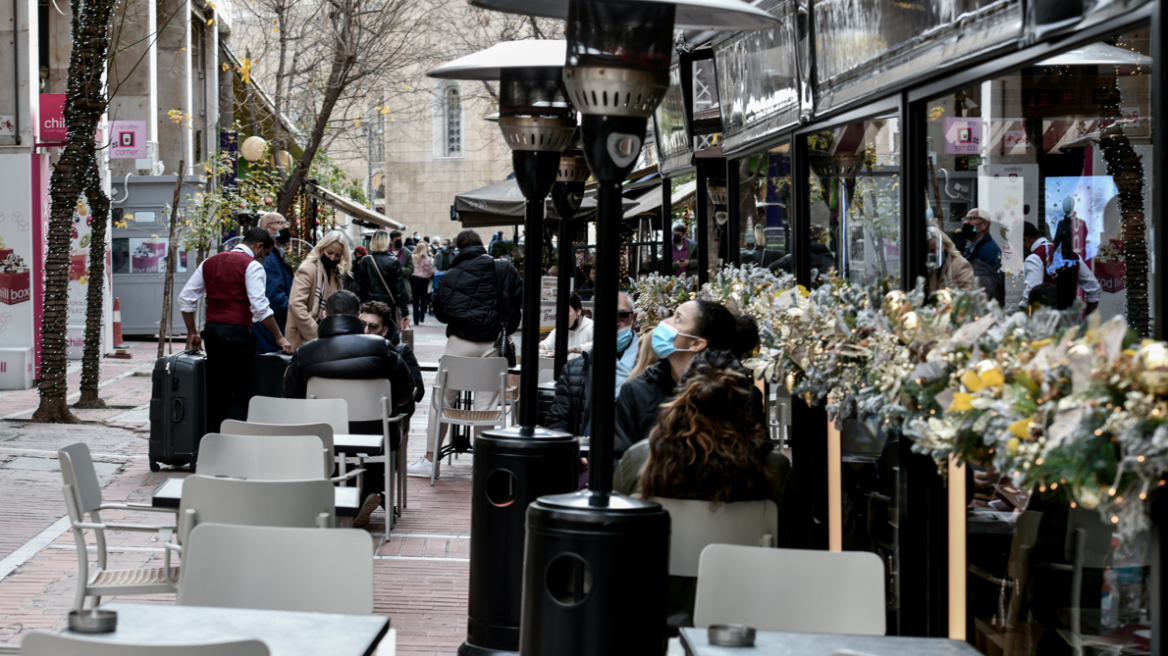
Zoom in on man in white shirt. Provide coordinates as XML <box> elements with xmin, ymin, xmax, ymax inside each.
<box><xmin>1020</xmin><ymin>222</ymin><xmax>1101</xmax><ymax>316</ymax></box>
<box><xmin>179</xmin><ymin>227</ymin><xmax>293</xmax><ymax>431</ymax></box>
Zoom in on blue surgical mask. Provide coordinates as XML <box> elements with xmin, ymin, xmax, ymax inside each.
<box><xmin>617</xmin><ymin>326</ymin><xmax>634</xmax><ymax>352</ymax></box>
<box><xmin>651</xmin><ymin>321</ymin><xmax>698</xmax><ymax>359</ymax></box>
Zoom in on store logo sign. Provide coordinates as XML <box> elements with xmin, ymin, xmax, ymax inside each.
<box><xmin>39</xmin><ymin>94</ymin><xmax>67</xmax><ymax>144</ymax></box>
<box><xmin>944</xmin><ymin>117</ymin><xmax>982</xmax><ymax>155</ymax></box>
<box><xmin>109</xmin><ymin>121</ymin><xmax>147</xmax><ymax>158</ymax></box>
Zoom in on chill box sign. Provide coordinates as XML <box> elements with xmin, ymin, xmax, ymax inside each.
<box><xmin>39</xmin><ymin>94</ymin><xmax>67</xmax><ymax>145</ymax></box>
<box><xmin>109</xmin><ymin>121</ymin><xmax>146</xmax><ymax>159</ymax></box>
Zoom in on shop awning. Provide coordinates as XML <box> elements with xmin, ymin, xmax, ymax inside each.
<box><xmin>454</xmin><ymin>178</ymin><xmax>636</xmax><ymax>229</ymax></box>
<box><xmin>622</xmin><ymin>179</ymin><xmax>698</xmax><ymax>219</ymax></box>
<box><xmin>305</xmin><ymin>183</ymin><xmax>404</xmax><ymax>230</ymax></box>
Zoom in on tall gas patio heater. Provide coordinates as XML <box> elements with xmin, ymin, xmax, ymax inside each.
<box><xmin>466</xmin><ymin>1</ymin><xmax>780</xmax><ymax>654</ymax></box>
<box><xmin>550</xmin><ymin>149</ymin><xmax>589</xmax><ymax>378</ymax></box>
<box><xmin>427</xmin><ymin>41</ymin><xmax>583</xmax><ymax>656</ymax></box>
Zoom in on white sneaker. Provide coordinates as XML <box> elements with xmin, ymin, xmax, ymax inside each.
<box><xmin>406</xmin><ymin>456</ymin><xmax>436</xmax><ymax>478</ymax></box>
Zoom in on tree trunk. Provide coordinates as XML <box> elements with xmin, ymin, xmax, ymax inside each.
<box><xmin>35</xmin><ymin>0</ymin><xmax>118</xmax><ymax>423</ymax></box>
<box><xmin>1096</xmin><ymin>74</ymin><xmax>1149</xmax><ymax>335</ymax></box>
<box><xmin>74</xmin><ymin>174</ymin><xmax>110</xmax><ymax>409</ymax></box>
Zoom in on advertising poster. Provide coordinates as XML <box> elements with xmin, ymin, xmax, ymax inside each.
<box><xmin>978</xmin><ymin>163</ymin><xmax>1037</xmax><ymax>308</ymax></box>
<box><xmin>66</xmin><ymin>195</ymin><xmax>113</xmax><ymax>359</ymax></box>
<box><xmin>0</xmin><ymin>153</ymin><xmax>38</xmax><ymax>387</ymax></box>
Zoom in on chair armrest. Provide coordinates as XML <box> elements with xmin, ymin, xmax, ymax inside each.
<box><xmin>385</xmin><ymin>414</ymin><xmax>407</xmax><ymax>424</ymax></box>
<box><xmin>967</xmin><ymin>564</ymin><xmax>1005</xmax><ymax>587</ymax></box>
<box><xmin>331</xmin><ymin>468</ymin><xmax>367</xmax><ymax>484</ymax></box>
<box><xmin>75</xmin><ymin>521</ymin><xmax>177</xmax><ymax>532</ymax></box>
<box><xmin>97</xmin><ymin>503</ymin><xmax>179</xmax><ymax>514</ymax></box>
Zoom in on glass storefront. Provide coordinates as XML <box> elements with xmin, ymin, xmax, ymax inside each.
<box><xmin>918</xmin><ymin>26</ymin><xmax>1155</xmax><ymax>654</ymax></box>
<box><xmin>805</xmin><ymin>114</ymin><xmax>902</xmax><ymax>287</ymax></box>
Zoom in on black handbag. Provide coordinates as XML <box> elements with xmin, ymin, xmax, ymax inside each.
<box><xmin>490</xmin><ymin>258</ymin><xmax>517</xmax><ymax>367</ymax></box>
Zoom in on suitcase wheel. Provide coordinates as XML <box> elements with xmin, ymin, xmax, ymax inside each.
<box><xmin>189</xmin><ymin>463</ymin><xmax>196</xmax><ymax>473</ymax></box>
<box><xmin>149</xmin><ymin>461</ymin><xmax>160</xmax><ymax>473</ymax></box>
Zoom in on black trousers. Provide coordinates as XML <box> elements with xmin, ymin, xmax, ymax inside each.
<box><xmin>410</xmin><ymin>277</ymin><xmax>429</xmax><ymax>322</ymax></box>
<box><xmin>203</xmin><ymin>322</ymin><xmax>255</xmax><ymax>433</ymax></box>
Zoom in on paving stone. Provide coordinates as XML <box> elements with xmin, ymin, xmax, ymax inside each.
<box><xmin>1</xmin><ymin>457</ymin><xmax>121</xmax><ymax>476</ymax></box>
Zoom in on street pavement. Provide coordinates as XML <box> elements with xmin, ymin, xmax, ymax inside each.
<box><xmin>0</xmin><ymin>318</ymin><xmax>478</xmax><ymax>655</ymax></box>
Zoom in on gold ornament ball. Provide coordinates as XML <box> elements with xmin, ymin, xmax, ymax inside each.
<box><xmin>930</xmin><ymin>289</ymin><xmax>953</xmax><ymax>306</ymax></box>
<box><xmin>897</xmin><ymin>311</ymin><xmax>921</xmax><ymax>342</ymax></box>
<box><xmin>1138</xmin><ymin>341</ymin><xmax>1168</xmax><ymax>395</ymax></box>
<box><xmin>882</xmin><ymin>290</ymin><xmax>908</xmax><ymax>318</ymax></box>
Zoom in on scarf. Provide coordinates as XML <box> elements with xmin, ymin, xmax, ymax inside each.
<box><xmin>309</xmin><ymin>260</ymin><xmax>329</xmax><ymax>322</ymax></box>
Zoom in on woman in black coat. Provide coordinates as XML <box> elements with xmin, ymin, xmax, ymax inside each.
<box><xmin>352</xmin><ymin>229</ymin><xmax>412</xmax><ymax>330</ymax></box>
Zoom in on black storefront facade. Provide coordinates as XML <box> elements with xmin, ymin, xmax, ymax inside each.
<box><xmin>649</xmin><ymin>0</ymin><xmax>1168</xmax><ymax>652</ymax></box>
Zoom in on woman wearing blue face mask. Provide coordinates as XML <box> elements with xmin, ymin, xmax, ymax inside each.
<box><xmin>612</xmin><ymin>299</ymin><xmax>740</xmax><ymax>463</ymax></box>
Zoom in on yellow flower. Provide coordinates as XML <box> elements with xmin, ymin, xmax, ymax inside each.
<box><xmin>797</xmin><ymin>285</ymin><xmax>810</xmax><ymax>298</ymax></box>
<box><xmin>959</xmin><ymin>370</ymin><xmax>984</xmax><ymax>392</ymax></box>
<box><xmin>1006</xmin><ymin>437</ymin><xmax>1020</xmax><ymax>453</ymax></box>
<box><xmin>949</xmin><ymin>392</ymin><xmax>974</xmax><ymax>412</ymax></box>
<box><xmin>978</xmin><ymin>367</ymin><xmax>1005</xmax><ymax>389</ymax></box>
<box><xmin>1009</xmin><ymin>419</ymin><xmax>1032</xmax><ymax>439</ymax></box>
<box><xmin>1031</xmin><ymin>338</ymin><xmax>1054</xmax><ymax>349</ymax></box>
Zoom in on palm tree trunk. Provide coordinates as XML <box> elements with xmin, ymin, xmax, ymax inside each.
<box><xmin>74</xmin><ymin>172</ymin><xmax>110</xmax><ymax>409</ymax></box>
<box><xmin>35</xmin><ymin>0</ymin><xmax>119</xmax><ymax>423</ymax></box>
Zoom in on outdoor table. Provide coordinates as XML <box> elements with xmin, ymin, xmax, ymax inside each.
<box><xmin>65</xmin><ymin>602</ymin><xmax>390</xmax><ymax>656</ymax></box>
<box><xmin>152</xmin><ymin>477</ymin><xmax>361</xmax><ymax>517</ymax></box>
<box><xmin>334</xmin><ymin>433</ymin><xmax>385</xmax><ymax>456</ymax></box>
<box><xmin>679</xmin><ymin>627</ymin><xmax>981</xmax><ymax>656</ymax></box>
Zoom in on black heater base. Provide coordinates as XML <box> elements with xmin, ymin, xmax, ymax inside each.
<box><xmin>519</xmin><ymin>491</ymin><xmax>671</xmax><ymax>656</ymax></box>
<box><xmin>462</xmin><ymin>426</ymin><xmax>579</xmax><ymax>655</ymax></box>
<box><xmin>458</xmin><ymin>641</ymin><xmax>519</xmax><ymax>656</ymax></box>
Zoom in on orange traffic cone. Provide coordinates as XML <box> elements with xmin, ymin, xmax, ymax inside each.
<box><xmin>110</xmin><ymin>297</ymin><xmax>131</xmax><ymax>359</ymax></box>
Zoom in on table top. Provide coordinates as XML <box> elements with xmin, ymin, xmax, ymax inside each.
<box><xmin>152</xmin><ymin>478</ymin><xmax>361</xmax><ymax>517</ymax></box>
<box><xmin>334</xmin><ymin>433</ymin><xmax>385</xmax><ymax>455</ymax></box>
<box><xmin>67</xmin><ymin>602</ymin><xmax>389</xmax><ymax>656</ymax></box>
<box><xmin>680</xmin><ymin>628</ymin><xmax>981</xmax><ymax>656</ymax></box>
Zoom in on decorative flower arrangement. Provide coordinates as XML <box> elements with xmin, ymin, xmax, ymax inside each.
<box><xmin>631</xmin><ymin>273</ymin><xmax>697</xmax><ymax>332</ymax></box>
<box><xmin>632</xmin><ymin>264</ymin><xmax>1168</xmax><ymax>535</ymax></box>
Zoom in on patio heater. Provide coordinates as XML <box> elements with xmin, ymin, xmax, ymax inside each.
<box><xmin>550</xmin><ymin>148</ymin><xmax>589</xmax><ymax>379</ymax></box>
<box><xmin>467</xmin><ymin>1</ymin><xmax>779</xmax><ymax>653</ymax></box>
<box><xmin>427</xmin><ymin>41</ymin><xmax>581</xmax><ymax>656</ymax></box>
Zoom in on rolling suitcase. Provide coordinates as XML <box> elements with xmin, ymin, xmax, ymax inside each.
<box><xmin>251</xmin><ymin>352</ymin><xmax>292</xmax><ymax>399</ymax></box>
<box><xmin>148</xmin><ymin>350</ymin><xmax>208</xmax><ymax>472</ymax></box>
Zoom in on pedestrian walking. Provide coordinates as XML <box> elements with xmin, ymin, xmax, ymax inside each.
<box><xmin>408</xmin><ymin>229</ymin><xmax>522</xmax><ymax>477</ymax></box>
<box><xmin>253</xmin><ymin>212</ymin><xmax>295</xmax><ymax>353</ymax></box>
<box><xmin>285</xmin><ymin>230</ymin><xmax>351</xmax><ymax>348</ymax></box>
<box><xmin>179</xmin><ymin>227</ymin><xmax>293</xmax><ymax>432</ymax></box>
<box><xmin>353</xmin><ymin>229</ymin><xmax>412</xmax><ymax>333</ymax></box>
<box><xmin>410</xmin><ymin>245</ymin><xmax>435</xmax><ymax>325</ymax></box>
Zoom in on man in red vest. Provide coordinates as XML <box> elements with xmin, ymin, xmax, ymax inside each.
<box><xmin>1021</xmin><ymin>221</ymin><xmax>1101</xmax><ymax>316</ymax></box>
<box><xmin>179</xmin><ymin>227</ymin><xmax>294</xmax><ymax>431</ymax></box>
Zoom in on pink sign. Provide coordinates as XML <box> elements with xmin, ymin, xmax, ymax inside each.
<box><xmin>944</xmin><ymin>116</ymin><xmax>982</xmax><ymax>155</ymax></box>
<box><xmin>109</xmin><ymin>121</ymin><xmax>146</xmax><ymax>158</ymax></box>
<box><xmin>38</xmin><ymin>94</ymin><xmax>67</xmax><ymax>144</ymax></box>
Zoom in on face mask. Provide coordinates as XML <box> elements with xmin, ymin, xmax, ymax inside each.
<box><xmin>617</xmin><ymin>326</ymin><xmax>634</xmax><ymax>352</ymax></box>
<box><xmin>961</xmin><ymin>223</ymin><xmax>978</xmax><ymax>241</ymax></box>
<box><xmin>393</xmin><ymin>239</ymin><xmax>403</xmax><ymax>250</ymax></box>
<box><xmin>321</xmin><ymin>256</ymin><xmax>338</xmax><ymax>272</ymax></box>
<box><xmin>570</xmin><ymin>314</ymin><xmax>581</xmax><ymax>331</ymax></box>
<box><xmin>651</xmin><ymin>321</ymin><xmax>698</xmax><ymax>359</ymax></box>
<box><xmin>672</xmin><ymin>234</ymin><xmax>683</xmax><ymax>246</ymax></box>
<box><xmin>276</xmin><ymin>228</ymin><xmax>291</xmax><ymax>245</ymax></box>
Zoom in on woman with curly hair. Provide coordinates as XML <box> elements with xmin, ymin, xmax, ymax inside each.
<box><xmin>615</xmin><ymin>349</ymin><xmax>789</xmax><ymax>503</ymax></box>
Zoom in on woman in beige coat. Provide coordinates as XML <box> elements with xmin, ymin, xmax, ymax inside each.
<box><xmin>926</xmin><ymin>226</ymin><xmax>975</xmax><ymax>293</ymax></box>
<box><xmin>285</xmin><ymin>230</ymin><xmax>351</xmax><ymax>347</ymax></box>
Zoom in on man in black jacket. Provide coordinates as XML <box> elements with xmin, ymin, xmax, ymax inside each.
<box><xmin>410</xmin><ymin>229</ymin><xmax>522</xmax><ymax>477</ymax></box>
<box><xmin>545</xmin><ymin>292</ymin><xmax>639</xmax><ymax>436</ymax></box>
<box><xmin>282</xmin><ymin>290</ymin><xmax>414</xmax><ymax>526</ymax></box>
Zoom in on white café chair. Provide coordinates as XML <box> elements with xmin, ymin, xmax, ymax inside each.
<box><xmin>694</xmin><ymin>544</ymin><xmax>886</xmax><ymax>635</ymax></box>
<box><xmin>219</xmin><ymin>420</ymin><xmax>363</xmax><ymax>485</ymax></box>
<box><xmin>20</xmin><ymin>632</ymin><xmax>268</xmax><ymax>656</ymax></box>
<box><xmin>57</xmin><ymin>442</ymin><xmax>180</xmax><ymax>610</ymax></box>
<box><xmin>246</xmin><ymin>397</ymin><xmax>368</xmax><ymax>481</ymax></box>
<box><xmin>430</xmin><ymin>355</ymin><xmax>510</xmax><ymax>486</ymax></box>
<box><xmin>648</xmin><ymin>498</ymin><xmax>779</xmax><ymax>577</ymax></box>
<box><xmin>536</xmin><ymin>356</ymin><xmax>555</xmax><ymax>385</ymax></box>
<box><xmin>177</xmin><ymin>524</ymin><xmax>374</xmax><ymax>614</ymax></box>
<box><xmin>164</xmin><ymin>475</ymin><xmax>336</xmax><ymax>583</ymax></box>
<box><xmin>307</xmin><ymin>377</ymin><xmax>407</xmax><ymax>538</ymax></box>
<box><xmin>196</xmin><ymin>433</ymin><xmax>327</xmax><ymax>481</ymax></box>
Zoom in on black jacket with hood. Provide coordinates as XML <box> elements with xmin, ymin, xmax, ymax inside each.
<box><xmin>432</xmin><ymin>246</ymin><xmax>522</xmax><ymax>344</ymax></box>
<box><xmin>545</xmin><ymin>351</ymin><xmax>593</xmax><ymax>436</ymax></box>
<box><xmin>612</xmin><ymin>359</ymin><xmax>677</xmax><ymax>461</ymax></box>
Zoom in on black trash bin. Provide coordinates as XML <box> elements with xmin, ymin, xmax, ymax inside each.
<box><xmin>519</xmin><ymin>491</ymin><xmax>671</xmax><ymax>656</ymax></box>
<box><xmin>460</xmin><ymin>426</ymin><xmax>578</xmax><ymax>656</ymax></box>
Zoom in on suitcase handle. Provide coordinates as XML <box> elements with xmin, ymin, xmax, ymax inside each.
<box><xmin>172</xmin><ymin>398</ymin><xmax>185</xmax><ymax>423</ymax></box>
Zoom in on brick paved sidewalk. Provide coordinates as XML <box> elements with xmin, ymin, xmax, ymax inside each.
<box><xmin>0</xmin><ymin>321</ymin><xmax>476</xmax><ymax>655</ymax></box>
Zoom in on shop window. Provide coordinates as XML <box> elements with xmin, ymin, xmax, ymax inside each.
<box><xmin>742</xmin><ymin>143</ymin><xmax>791</xmax><ymax>270</ymax></box>
<box><xmin>918</xmin><ymin>28</ymin><xmax>1154</xmax><ymax>335</ymax></box>
<box><xmin>112</xmin><ymin>237</ymin><xmax>188</xmax><ymax>274</ymax></box>
<box><xmin>917</xmin><ymin>27</ymin><xmax>1153</xmax><ymax>656</ymax></box>
<box><xmin>806</xmin><ymin>115</ymin><xmax>901</xmax><ymax>287</ymax></box>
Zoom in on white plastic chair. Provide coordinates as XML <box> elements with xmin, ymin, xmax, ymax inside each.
<box><xmin>245</xmin><ymin>397</ymin><xmax>369</xmax><ymax>482</ymax></box>
<box><xmin>220</xmin><ymin>420</ymin><xmax>360</xmax><ymax>483</ymax></box>
<box><xmin>649</xmin><ymin>498</ymin><xmax>779</xmax><ymax>577</ymax></box>
<box><xmin>430</xmin><ymin>355</ymin><xmax>509</xmax><ymax>486</ymax></box>
<box><xmin>196</xmin><ymin>433</ymin><xmax>326</xmax><ymax>481</ymax></box>
<box><xmin>20</xmin><ymin>632</ymin><xmax>268</xmax><ymax>656</ymax></box>
<box><xmin>177</xmin><ymin>523</ymin><xmax>374</xmax><ymax>614</ymax></box>
<box><xmin>57</xmin><ymin>442</ymin><xmax>179</xmax><ymax>610</ymax></box>
<box><xmin>694</xmin><ymin>544</ymin><xmax>886</xmax><ymax>635</ymax></box>
<box><xmin>536</xmin><ymin>357</ymin><xmax>555</xmax><ymax>384</ymax></box>
<box><xmin>307</xmin><ymin>377</ymin><xmax>406</xmax><ymax>539</ymax></box>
